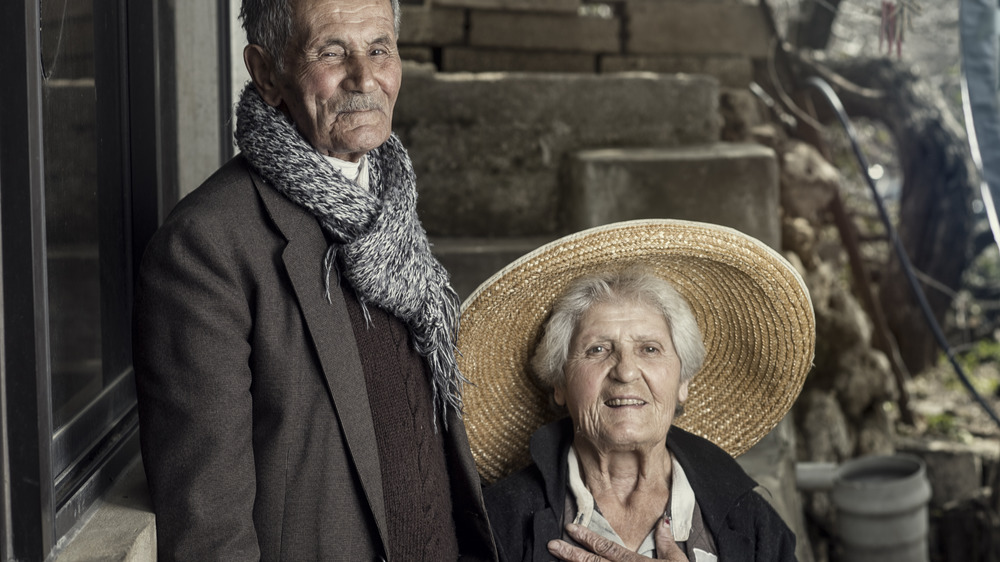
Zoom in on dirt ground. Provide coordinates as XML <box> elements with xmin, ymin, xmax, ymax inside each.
<box><xmin>902</xmin><ymin>361</ymin><xmax>1000</xmax><ymax>444</ymax></box>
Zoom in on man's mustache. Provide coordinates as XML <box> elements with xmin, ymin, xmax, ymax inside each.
<box><xmin>335</xmin><ymin>95</ymin><xmax>384</xmax><ymax>113</ymax></box>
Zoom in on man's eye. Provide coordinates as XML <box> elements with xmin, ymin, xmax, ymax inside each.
<box><xmin>370</xmin><ymin>47</ymin><xmax>388</xmax><ymax>56</ymax></box>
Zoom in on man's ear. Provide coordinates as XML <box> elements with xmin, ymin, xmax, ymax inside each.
<box><xmin>244</xmin><ymin>45</ymin><xmax>284</xmax><ymax>107</ymax></box>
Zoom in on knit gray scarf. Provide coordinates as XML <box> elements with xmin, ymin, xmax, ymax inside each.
<box><xmin>234</xmin><ymin>84</ymin><xmax>464</xmax><ymax>427</ymax></box>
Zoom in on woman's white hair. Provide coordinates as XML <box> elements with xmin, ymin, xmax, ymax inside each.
<box><xmin>530</xmin><ymin>268</ymin><xmax>706</xmax><ymax>389</ymax></box>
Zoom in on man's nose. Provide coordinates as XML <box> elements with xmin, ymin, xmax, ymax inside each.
<box><xmin>343</xmin><ymin>52</ymin><xmax>377</xmax><ymax>93</ymax></box>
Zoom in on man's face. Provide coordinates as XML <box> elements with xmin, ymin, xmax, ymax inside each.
<box><xmin>265</xmin><ymin>0</ymin><xmax>401</xmax><ymax>162</ymax></box>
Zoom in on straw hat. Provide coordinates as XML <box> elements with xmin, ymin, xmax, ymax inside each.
<box><xmin>457</xmin><ymin>219</ymin><xmax>815</xmax><ymax>484</ymax></box>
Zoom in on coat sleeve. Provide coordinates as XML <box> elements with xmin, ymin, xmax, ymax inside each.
<box><xmin>484</xmin><ymin>479</ymin><xmax>529</xmax><ymax>562</ymax></box>
<box><xmin>485</xmin><ymin>467</ymin><xmax>561</xmax><ymax>562</ymax></box>
<box><xmin>746</xmin><ymin>491</ymin><xmax>799</xmax><ymax>561</ymax></box>
<box><xmin>134</xmin><ymin>209</ymin><xmax>260</xmax><ymax>561</ymax></box>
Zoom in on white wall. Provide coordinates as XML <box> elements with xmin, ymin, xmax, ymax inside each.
<box><xmin>231</xmin><ymin>0</ymin><xmax>252</xmax><ymax>119</ymax></box>
<box><xmin>174</xmin><ymin>1</ymin><xmax>222</xmax><ymax>197</ymax></box>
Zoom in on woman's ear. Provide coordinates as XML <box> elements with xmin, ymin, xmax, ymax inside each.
<box><xmin>678</xmin><ymin>380</ymin><xmax>690</xmax><ymax>404</ymax></box>
<box><xmin>553</xmin><ymin>384</ymin><xmax>566</xmax><ymax>407</ymax></box>
<box><xmin>244</xmin><ymin>44</ymin><xmax>284</xmax><ymax>107</ymax></box>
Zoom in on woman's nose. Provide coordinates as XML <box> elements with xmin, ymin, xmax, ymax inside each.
<box><xmin>610</xmin><ymin>351</ymin><xmax>641</xmax><ymax>382</ymax></box>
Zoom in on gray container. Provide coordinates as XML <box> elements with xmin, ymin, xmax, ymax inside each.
<box><xmin>831</xmin><ymin>454</ymin><xmax>932</xmax><ymax>562</ymax></box>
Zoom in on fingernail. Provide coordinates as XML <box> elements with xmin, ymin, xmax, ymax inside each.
<box><xmin>663</xmin><ymin>515</ymin><xmax>671</xmax><ymax>527</ymax></box>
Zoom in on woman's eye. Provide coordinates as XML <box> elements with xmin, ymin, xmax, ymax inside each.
<box><xmin>642</xmin><ymin>346</ymin><xmax>659</xmax><ymax>354</ymax></box>
<box><xmin>587</xmin><ymin>345</ymin><xmax>606</xmax><ymax>355</ymax></box>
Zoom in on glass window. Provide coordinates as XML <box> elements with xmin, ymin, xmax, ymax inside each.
<box><xmin>41</xmin><ymin>0</ymin><xmax>104</xmax><ymax>433</ymax></box>
<box><xmin>1</xmin><ymin>0</ymin><xmax>166</xmax><ymax>558</ymax></box>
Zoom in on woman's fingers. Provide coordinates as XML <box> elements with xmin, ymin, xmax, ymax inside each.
<box><xmin>548</xmin><ymin>521</ymin><xmax>689</xmax><ymax>562</ymax></box>
<box><xmin>653</xmin><ymin>517</ymin><xmax>688</xmax><ymax>561</ymax></box>
<box><xmin>547</xmin><ymin>538</ymin><xmax>608</xmax><ymax>562</ymax></box>
<box><xmin>549</xmin><ymin>524</ymin><xmax>642</xmax><ymax>562</ymax></box>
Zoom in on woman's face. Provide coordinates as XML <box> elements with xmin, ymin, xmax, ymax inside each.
<box><xmin>555</xmin><ymin>299</ymin><xmax>689</xmax><ymax>454</ymax></box>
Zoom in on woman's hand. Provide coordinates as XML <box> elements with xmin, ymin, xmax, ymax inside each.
<box><xmin>547</xmin><ymin>520</ymin><xmax>688</xmax><ymax>562</ymax></box>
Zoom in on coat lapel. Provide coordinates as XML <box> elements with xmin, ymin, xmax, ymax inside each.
<box><xmin>251</xmin><ymin>170</ymin><xmax>389</xmax><ymax>551</ymax></box>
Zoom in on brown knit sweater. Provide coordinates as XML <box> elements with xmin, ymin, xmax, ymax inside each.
<box><xmin>342</xmin><ymin>281</ymin><xmax>461</xmax><ymax>561</ymax></box>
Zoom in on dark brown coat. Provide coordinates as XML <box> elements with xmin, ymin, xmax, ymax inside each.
<box><xmin>134</xmin><ymin>156</ymin><xmax>496</xmax><ymax>561</ymax></box>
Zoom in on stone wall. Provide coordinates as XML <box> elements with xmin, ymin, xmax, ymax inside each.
<box><xmin>394</xmin><ymin>65</ymin><xmax>720</xmax><ymax>237</ymax></box>
<box><xmin>756</xmin><ymin>125</ymin><xmax>903</xmax><ymax>562</ymax></box>
<box><xmin>399</xmin><ymin>0</ymin><xmax>768</xmax><ymax>89</ymax></box>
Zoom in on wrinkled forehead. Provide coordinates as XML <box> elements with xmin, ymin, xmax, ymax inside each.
<box><xmin>572</xmin><ymin>297</ymin><xmax>671</xmax><ymax>337</ymax></box>
<box><xmin>289</xmin><ymin>0</ymin><xmax>395</xmax><ymax>34</ymax></box>
<box><xmin>580</xmin><ymin>290</ymin><xmax>666</xmax><ymax>321</ymax></box>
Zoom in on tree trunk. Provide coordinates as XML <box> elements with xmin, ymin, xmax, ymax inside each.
<box><xmin>792</xmin><ymin>0</ymin><xmax>845</xmax><ymax>50</ymax></box>
<box><xmin>820</xmin><ymin>58</ymin><xmax>977</xmax><ymax>373</ymax></box>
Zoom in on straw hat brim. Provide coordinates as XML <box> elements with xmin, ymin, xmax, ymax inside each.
<box><xmin>457</xmin><ymin>219</ymin><xmax>815</xmax><ymax>484</ymax></box>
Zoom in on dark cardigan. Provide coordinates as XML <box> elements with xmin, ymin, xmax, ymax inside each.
<box><xmin>483</xmin><ymin>419</ymin><xmax>797</xmax><ymax>562</ymax></box>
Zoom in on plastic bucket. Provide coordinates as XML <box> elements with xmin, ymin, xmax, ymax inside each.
<box><xmin>831</xmin><ymin>454</ymin><xmax>932</xmax><ymax>562</ymax></box>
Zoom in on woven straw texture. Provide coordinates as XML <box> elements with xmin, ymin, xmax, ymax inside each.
<box><xmin>457</xmin><ymin>219</ymin><xmax>815</xmax><ymax>484</ymax></box>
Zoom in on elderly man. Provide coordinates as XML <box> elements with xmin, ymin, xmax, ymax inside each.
<box><xmin>133</xmin><ymin>0</ymin><xmax>498</xmax><ymax>559</ymax></box>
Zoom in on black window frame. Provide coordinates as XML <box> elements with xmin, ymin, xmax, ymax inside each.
<box><xmin>0</xmin><ymin>0</ymin><xmax>162</xmax><ymax>559</ymax></box>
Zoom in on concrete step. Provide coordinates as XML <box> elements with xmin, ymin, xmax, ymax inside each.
<box><xmin>431</xmin><ymin>236</ymin><xmax>557</xmax><ymax>301</ymax></box>
<box><xmin>430</xmin><ymin>0</ymin><xmax>580</xmax><ymax>12</ymax></box>
<box><xmin>467</xmin><ymin>9</ymin><xmax>619</xmax><ymax>53</ymax></box>
<box><xmin>564</xmin><ymin>142</ymin><xmax>780</xmax><ymax>248</ymax></box>
<box><xmin>626</xmin><ymin>0</ymin><xmax>770</xmax><ymax>57</ymax></box>
<box><xmin>397</xmin><ymin>64</ymin><xmax>720</xmax><ymax>238</ymax></box>
<box><xmin>399</xmin><ymin>4</ymin><xmax>465</xmax><ymax>46</ymax></box>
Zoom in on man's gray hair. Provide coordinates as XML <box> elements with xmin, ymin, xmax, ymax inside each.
<box><xmin>531</xmin><ymin>269</ymin><xmax>706</xmax><ymax>390</ymax></box>
<box><xmin>240</xmin><ymin>0</ymin><xmax>401</xmax><ymax>72</ymax></box>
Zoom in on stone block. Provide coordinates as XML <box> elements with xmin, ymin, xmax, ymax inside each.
<box><xmin>780</xmin><ymin>140</ymin><xmax>840</xmax><ymax>226</ymax></box>
<box><xmin>833</xmin><ymin>348</ymin><xmax>895</xmax><ymax>420</ymax></box>
<box><xmin>600</xmin><ymin>54</ymin><xmax>753</xmax><ymax>88</ymax></box>
<box><xmin>394</xmin><ymin>70</ymin><xmax>720</xmax><ymax>236</ymax></box>
<box><xmin>400</xmin><ymin>46</ymin><xmax>435</xmax><ymax>64</ymax></box>
<box><xmin>442</xmin><ymin>47</ymin><xmax>596</xmax><ymax>72</ymax></box>
<box><xmin>431</xmin><ymin>236</ymin><xmax>557</xmax><ymax>299</ymax></box>
<box><xmin>469</xmin><ymin>11</ymin><xmax>619</xmax><ymax>53</ymax></box>
<box><xmin>795</xmin><ymin>389</ymin><xmax>853</xmax><ymax>463</ymax></box>
<box><xmin>399</xmin><ymin>5</ymin><xmax>466</xmax><ymax>45</ymax></box>
<box><xmin>625</xmin><ymin>0</ymin><xmax>771</xmax><ymax>57</ymax></box>
<box><xmin>56</xmin><ymin>459</ymin><xmax>156</xmax><ymax>562</ymax></box>
<box><xmin>565</xmin><ymin>143</ymin><xmax>780</xmax><ymax>247</ymax></box>
<box><xmin>431</xmin><ymin>0</ymin><xmax>580</xmax><ymax>12</ymax></box>
<box><xmin>720</xmin><ymin>88</ymin><xmax>766</xmax><ymax>142</ymax></box>
<box><xmin>897</xmin><ymin>439</ymin><xmax>986</xmax><ymax>509</ymax></box>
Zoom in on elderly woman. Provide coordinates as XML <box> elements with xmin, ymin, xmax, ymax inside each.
<box><xmin>456</xmin><ymin>220</ymin><xmax>815</xmax><ymax>562</ymax></box>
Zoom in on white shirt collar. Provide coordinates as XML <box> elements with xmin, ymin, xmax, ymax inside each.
<box><xmin>323</xmin><ymin>153</ymin><xmax>370</xmax><ymax>191</ymax></box>
<box><xmin>566</xmin><ymin>444</ymin><xmax>697</xmax><ymax>552</ymax></box>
